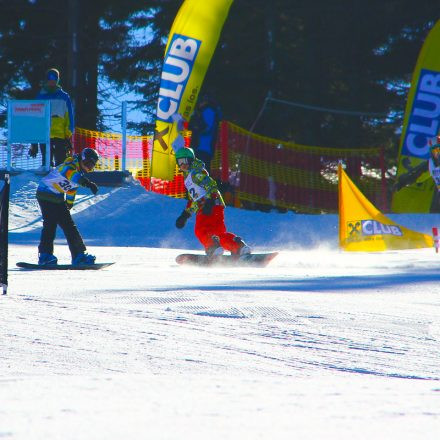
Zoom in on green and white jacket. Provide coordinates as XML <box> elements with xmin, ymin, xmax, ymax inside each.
<box><xmin>182</xmin><ymin>159</ymin><xmax>225</xmax><ymax>214</ymax></box>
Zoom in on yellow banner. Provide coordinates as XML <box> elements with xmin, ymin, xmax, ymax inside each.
<box><xmin>339</xmin><ymin>165</ymin><xmax>433</xmax><ymax>251</ymax></box>
<box><xmin>151</xmin><ymin>0</ymin><xmax>233</xmax><ymax>180</ymax></box>
<box><xmin>392</xmin><ymin>20</ymin><xmax>440</xmax><ymax>213</ymax></box>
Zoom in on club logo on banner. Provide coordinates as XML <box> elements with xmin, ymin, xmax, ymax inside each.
<box><xmin>338</xmin><ymin>164</ymin><xmax>433</xmax><ymax>251</ymax></box>
<box><xmin>156</xmin><ymin>34</ymin><xmax>201</xmax><ymax>124</ymax></box>
<box><xmin>345</xmin><ymin>220</ymin><xmax>403</xmax><ymax>244</ymax></box>
<box><xmin>401</xmin><ymin>68</ymin><xmax>440</xmax><ymax>159</ymax></box>
<box><xmin>151</xmin><ymin>0</ymin><xmax>234</xmax><ymax>181</ymax></box>
<box><xmin>392</xmin><ymin>20</ymin><xmax>440</xmax><ymax>213</ymax></box>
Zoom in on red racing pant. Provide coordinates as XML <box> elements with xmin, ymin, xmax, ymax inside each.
<box><xmin>194</xmin><ymin>205</ymin><xmax>241</xmax><ymax>253</ymax></box>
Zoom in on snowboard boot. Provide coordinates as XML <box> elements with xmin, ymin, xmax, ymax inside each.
<box><xmin>38</xmin><ymin>253</ymin><xmax>58</xmax><ymax>266</ymax></box>
<box><xmin>72</xmin><ymin>252</ymin><xmax>96</xmax><ymax>265</ymax></box>
<box><xmin>231</xmin><ymin>236</ymin><xmax>251</xmax><ymax>259</ymax></box>
<box><xmin>205</xmin><ymin>235</ymin><xmax>224</xmax><ymax>259</ymax></box>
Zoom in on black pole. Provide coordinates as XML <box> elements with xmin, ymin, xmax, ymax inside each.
<box><xmin>0</xmin><ymin>174</ymin><xmax>10</xmax><ymax>295</ymax></box>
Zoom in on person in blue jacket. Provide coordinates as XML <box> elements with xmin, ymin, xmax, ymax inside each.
<box><xmin>189</xmin><ymin>94</ymin><xmax>222</xmax><ymax>172</ymax></box>
<box><xmin>29</xmin><ymin>68</ymin><xmax>74</xmax><ymax>167</ymax></box>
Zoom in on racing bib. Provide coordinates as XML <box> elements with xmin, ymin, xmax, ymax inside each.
<box><xmin>42</xmin><ymin>169</ymin><xmax>79</xmax><ymax>194</ymax></box>
<box><xmin>184</xmin><ymin>173</ymin><xmax>207</xmax><ymax>201</ymax></box>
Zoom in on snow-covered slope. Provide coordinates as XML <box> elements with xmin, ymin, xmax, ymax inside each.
<box><xmin>8</xmin><ymin>171</ymin><xmax>440</xmax><ymax>251</ymax></box>
<box><xmin>2</xmin><ymin>172</ymin><xmax>440</xmax><ymax>440</ymax></box>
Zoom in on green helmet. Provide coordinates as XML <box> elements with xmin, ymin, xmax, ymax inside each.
<box><xmin>175</xmin><ymin>147</ymin><xmax>195</xmax><ymax>160</ymax></box>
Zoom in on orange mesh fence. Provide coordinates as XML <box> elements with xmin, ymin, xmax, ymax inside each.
<box><xmin>74</xmin><ymin>127</ymin><xmax>186</xmax><ymax>198</ymax></box>
<box><xmin>73</xmin><ymin>123</ymin><xmax>385</xmax><ymax>214</ymax></box>
<box><xmin>210</xmin><ymin>122</ymin><xmax>386</xmax><ymax>214</ymax></box>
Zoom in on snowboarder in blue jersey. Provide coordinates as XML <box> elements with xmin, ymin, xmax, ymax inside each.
<box><xmin>36</xmin><ymin>148</ymin><xmax>100</xmax><ymax>266</ymax></box>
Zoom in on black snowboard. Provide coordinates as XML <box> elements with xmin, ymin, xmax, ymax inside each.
<box><xmin>16</xmin><ymin>262</ymin><xmax>114</xmax><ymax>270</ymax></box>
<box><xmin>175</xmin><ymin>252</ymin><xmax>278</xmax><ymax>267</ymax></box>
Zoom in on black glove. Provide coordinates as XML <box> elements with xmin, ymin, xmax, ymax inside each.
<box><xmin>88</xmin><ymin>181</ymin><xmax>98</xmax><ymax>195</ymax></box>
<box><xmin>176</xmin><ymin>210</ymin><xmax>191</xmax><ymax>229</ymax></box>
<box><xmin>202</xmin><ymin>198</ymin><xmax>215</xmax><ymax>215</ymax></box>
<box><xmin>29</xmin><ymin>144</ymin><xmax>38</xmax><ymax>158</ymax></box>
<box><xmin>83</xmin><ymin>178</ymin><xmax>99</xmax><ymax>195</ymax></box>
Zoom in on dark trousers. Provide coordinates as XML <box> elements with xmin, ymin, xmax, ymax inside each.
<box><xmin>39</xmin><ymin>138</ymin><xmax>72</xmax><ymax>167</ymax></box>
<box><xmin>38</xmin><ymin>199</ymin><xmax>86</xmax><ymax>258</ymax></box>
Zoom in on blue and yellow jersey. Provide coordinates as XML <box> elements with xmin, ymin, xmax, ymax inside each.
<box><xmin>37</xmin><ymin>85</ymin><xmax>74</xmax><ymax>139</ymax></box>
<box><xmin>182</xmin><ymin>158</ymin><xmax>225</xmax><ymax>214</ymax></box>
<box><xmin>36</xmin><ymin>156</ymin><xmax>88</xmax><ymax>207</ymax></box>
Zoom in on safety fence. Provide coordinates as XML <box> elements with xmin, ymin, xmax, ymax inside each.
<box><xmin>211</xmin><ymin>122</ymin><xmax>386</xmax><ymax>213</ymax></box>
<box><xmin>2</xmin><ymin>122</ymin><xmax>386</xmax><ymax>213</ymax></box>
<box><xmin>0</xmin><ymin>142</ymin><xmax>43</xmax><ymax>171</ymax></box>
<box><xmin>73</xmin><ymin>128</ymin><xmax>186</xmax><ymax>198</ymax></box>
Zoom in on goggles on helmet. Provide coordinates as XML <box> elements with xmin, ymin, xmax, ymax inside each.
<box><xmin>82</xmin><ymin>158</ymin><xmax>97</xmax><ymax>170</ymax></box>
<box><xmin>177</xmin><ymin>157</ymin><xmax>190</xmax><ymax>166</ymax></box>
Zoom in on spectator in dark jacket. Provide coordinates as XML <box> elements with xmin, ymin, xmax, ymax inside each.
<box><xmin>188</xmin><ymin>94</ymin><xmax>222</xmax><ymax>172</ymax></box>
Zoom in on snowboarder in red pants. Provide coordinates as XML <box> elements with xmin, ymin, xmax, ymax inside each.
<box><xmin>174</xmin><ymin>147</ymin><xmax>250</xmax><ymax>258</ymax></box>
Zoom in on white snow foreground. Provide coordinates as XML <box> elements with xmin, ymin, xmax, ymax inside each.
<box><xmin>1</xmin><ymin>172</ymin><xmax>440</xmax><ymax>439</ymax></box>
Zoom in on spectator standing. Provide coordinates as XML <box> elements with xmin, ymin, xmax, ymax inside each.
<box><xmin>189</xmin><ymin>94</ymin><xmax>222</xmax><ymax>172</ymax></box>
<box><xmin>29</xmin><ymin>68</ymin><xmax>74</xmax><ymax>167</ymax></box>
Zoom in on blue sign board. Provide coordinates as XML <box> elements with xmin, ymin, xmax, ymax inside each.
<box><xmin>7</xmin><ymin>100</ymin><xmax>51</xmax><ymax>143</ymax></box>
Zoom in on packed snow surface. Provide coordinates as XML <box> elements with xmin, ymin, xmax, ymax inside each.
<box><xmin>1</xmin><ymin>173</ymin><xmax>440</xmax><ymax>439</ymax></box>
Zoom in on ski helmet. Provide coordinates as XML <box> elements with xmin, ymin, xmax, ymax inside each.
<box><xmin>175</xmin><ymin>147</ymin><xmax>195</xmax><ymax>160</ymax></box>
<box><xmin>80</xmin><ymin>148</ymin><xmax>100</xmax><ymax>168</ymax></box>
<box><xmin>175</xmin><ymin>147</ymin><xmax>195</xmax><ymax>167</ymax></box>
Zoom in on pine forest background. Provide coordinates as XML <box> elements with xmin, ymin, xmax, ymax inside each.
<box><xmin>0</xmin><ymin>0</ymin><xmax>436</xmax><ymax>177</ymax></box>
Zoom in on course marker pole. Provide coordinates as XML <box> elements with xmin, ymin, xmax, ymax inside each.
<box><xmin>432</xmin><ymin>227</ymin><xmax>439</xmax><ymax>253</ymax></box>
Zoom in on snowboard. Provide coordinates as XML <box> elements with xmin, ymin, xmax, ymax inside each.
<box><xmin>175</xmin><ymin>252</ymin><xmax>278</xmax><ymax>267</ymax></box>
<box><xmin>16</xmin><ymin>262</ymin><xmax>114</xmax><ymax>271</ymax></box>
